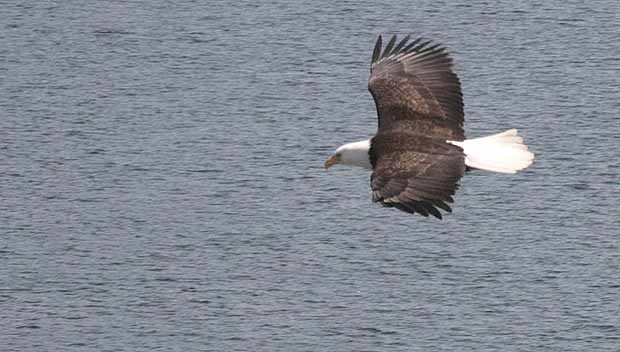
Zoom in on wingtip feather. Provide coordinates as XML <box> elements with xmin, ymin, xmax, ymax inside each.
<box><xmin>371</xmin><ymin>35</ymin><xmax>383</xmax><ymax>65</ymax></box>
<box><xmin>382</xmin><ymin>35</ymin><xmax>397</xmax><ymax>59</ymax></box>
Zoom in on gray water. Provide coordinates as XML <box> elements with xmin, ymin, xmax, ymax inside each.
<box><xmin>2</xmin><ymin>1</ymin><xmax>620</xmax><ymax>351</ymax></box>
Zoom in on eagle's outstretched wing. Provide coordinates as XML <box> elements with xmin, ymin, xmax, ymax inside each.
<box><xmin>369</xmin><ymin>134</ymin><xmax>465</xmax><ymax>219</ymax></box>
<box><xmin>368</xmin><ymin>35</ymin><xmax>464</xmax><ymax>141</ymax></box>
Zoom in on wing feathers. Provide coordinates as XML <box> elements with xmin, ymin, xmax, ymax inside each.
<box><xmin>382</xmin><ymin>35</ymin><xmax>397</xmax><ymax>59</ymax></box>
<box><xmin>391</xmin><ymin>35</ymin><xmax>411</xmax><ymax>56</ymax></box>
<box><xmin>401</xmin><ymin>37</ymin><xmax>424</xmax><ymax>53</ymax></box>
<box><xmin>371</xmin><ymin>35</ymin><xmax>383</xmax><ymax>65</ymax></box>
<box><xmin>369</xmin><ymin>137</ymin><xmax>465</xmax><ymax>219</ymax></box>
<box><xmin>369</xmin><ymin>34</ymin><xmax>464</xmax><ymax>141</ymax></box>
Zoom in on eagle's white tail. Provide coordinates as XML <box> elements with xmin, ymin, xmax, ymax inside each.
<box><xmin>448</xmin><ymin>129</ymin><xmax>534</xmax><ymax>174</ymax></box>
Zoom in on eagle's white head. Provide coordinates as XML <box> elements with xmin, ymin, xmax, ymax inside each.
<box><xmin>324</xmin><ymin>139</ymin><xmax>372</xmax><ymax>170</ymax></box>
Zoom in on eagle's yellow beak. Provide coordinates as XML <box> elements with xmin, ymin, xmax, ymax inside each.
<box><xmin>324</xmin><ymin>154</ymin><xmax>339</xmax><ymax>169</ymax></box>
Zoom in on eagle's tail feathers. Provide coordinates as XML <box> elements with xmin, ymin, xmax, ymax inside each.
<box><xmin>448</xmin><ymin>129</ymin><xmax>534</xmax><ymax>174</ymax></box>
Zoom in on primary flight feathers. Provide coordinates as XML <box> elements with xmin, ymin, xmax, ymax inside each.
<box><xmin>369</xmin><ymin>34</ymin><xmax>464</xmax><ymax>140</ymax></box>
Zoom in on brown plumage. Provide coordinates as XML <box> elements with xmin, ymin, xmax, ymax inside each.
<box><xmin>325</xmin><ymin>34</ymin><xmax>534</xmax><ymax>218</ymax></box>
<box><xmin>368</xmin><ymin>35</ymin><xmax>466</xmax><ymax>219</ymax></box>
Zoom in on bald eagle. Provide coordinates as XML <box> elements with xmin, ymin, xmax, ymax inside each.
<box><xmin>324</xmin><ymin>35</ymin><xmax>534</xmax><ymax>219</ymax></box>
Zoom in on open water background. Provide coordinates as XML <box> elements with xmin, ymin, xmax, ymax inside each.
<box><xmin>2</xmin><ymin>1</ymin><xmax>620</xmax><ymax>351</ymax></box>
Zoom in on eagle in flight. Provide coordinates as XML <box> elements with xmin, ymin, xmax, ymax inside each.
<box><xmin>324</xmin><ymin>35</ymin><xmax>534</xmax><ymax>219</ymax></box>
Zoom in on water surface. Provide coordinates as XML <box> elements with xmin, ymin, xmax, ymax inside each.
<box><xmin>2</xmin><ymin>1</ymin><xmax>619</xmax><ymax>351</ymax></box>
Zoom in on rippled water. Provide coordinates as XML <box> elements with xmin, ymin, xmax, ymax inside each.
<box><xmin>2</xmin><ymin>1</ymin><xmax>620</xmax><ymax>351</ymax></box>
